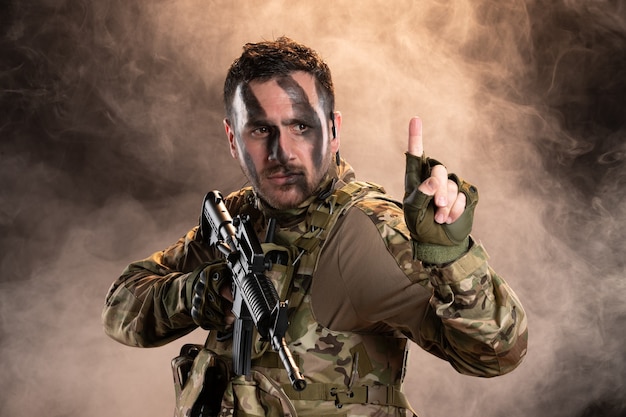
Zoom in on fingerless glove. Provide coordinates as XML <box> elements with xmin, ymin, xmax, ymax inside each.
<box><xmin>187</xmin><ymin>261</ymin><xmax>232</xmax><ymax>330</ymax></box>
<box><xmin>403</xmin><ymin>152</ymin><xmax>479</xmax><ymax>265</ymax></box>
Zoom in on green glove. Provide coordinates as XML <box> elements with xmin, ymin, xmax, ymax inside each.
<box><xmin>189</xmin><ymin>261</ymin><xmax>232</xmax><ymax>330</ymax></box>
<box><xmin>403</xmin><ymin>152</ymin><xmax>479</xmax><ymax>264</ymax></box>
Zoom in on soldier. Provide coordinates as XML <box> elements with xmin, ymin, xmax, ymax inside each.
<box><xmin>102</xmin><ymin>37</ymin><xmax>528</xmax><ymax>417</ymax></box>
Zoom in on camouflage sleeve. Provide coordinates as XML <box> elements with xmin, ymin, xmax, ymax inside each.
<box><xmin>417</xmin><ymin>241</ymin><xmax>528</xmax><ymax>376</ymax></box>
<box><xmin>102</xmin><ymin>227</ymin><xmax>215</xmax><ymax>347</ymax></box>
<box><xmin>316</xmin><ymin>197</ymin><xmax>528</xmax><ymax>378</ymax></box>
<box><xmin>368</xmin><ymin>195</ymin><xmax>529</xmax><ymax>376</ymax></box>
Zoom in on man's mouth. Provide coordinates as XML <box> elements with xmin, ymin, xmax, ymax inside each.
<box><xmin>266</xmin><ymin>169</ymin><xmax>303</xmax><ymax>186</ymax></box>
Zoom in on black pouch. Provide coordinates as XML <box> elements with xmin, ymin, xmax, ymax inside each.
<box><xmin>172</xmin><ymin>344</ymin><xmax>230</xmax><ymax>417</ymax></box>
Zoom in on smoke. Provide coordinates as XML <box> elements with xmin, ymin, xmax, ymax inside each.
<box><xmin>1</xmin><ymin>0</ymin><xmax>624</xmax><ymax>416</ymax></box>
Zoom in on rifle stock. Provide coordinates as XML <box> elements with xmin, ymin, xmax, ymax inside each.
<box><xmin>200</xmin><ymin>191</ymin><xmax>306</xmax><ymax>392</ymax></box>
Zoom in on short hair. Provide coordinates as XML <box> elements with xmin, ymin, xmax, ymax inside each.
<box><xmin>223</xmin><ymin>37</ymin><xmax>335</xmax><ymax>119</ymax></box>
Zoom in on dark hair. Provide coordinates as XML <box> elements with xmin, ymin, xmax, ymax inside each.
<box><xmin>223</xmin><ymin>37</ymin><xmax>335</xmax><ymax>119</ymax></box>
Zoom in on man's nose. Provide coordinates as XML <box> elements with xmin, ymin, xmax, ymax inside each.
<box><xmin>268</xmin><ymin>131</ymin><xmax>293</xmax><ymax>163</ymax></box>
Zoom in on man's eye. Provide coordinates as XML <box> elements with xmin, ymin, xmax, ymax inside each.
<box><xmin>252</xmin><ymin>127</ymin><xmax>270</xmax><ymax>136</ymax></box>
<box><xmin>293</xmin><ymin>124</ymin><xmax>308</xmax><ymax>133</ymax></box>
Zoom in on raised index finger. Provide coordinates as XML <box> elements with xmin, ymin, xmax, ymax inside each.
<box><xmin>408</xmin><ymin>116</ymin><xmax>424</xmax><ymax>156</ymax></box>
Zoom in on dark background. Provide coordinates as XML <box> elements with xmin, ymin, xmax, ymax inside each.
<box><xmin>1</xmin><ymin>1</ymin><xmax>625</xmax><ymax>416</ymax></box>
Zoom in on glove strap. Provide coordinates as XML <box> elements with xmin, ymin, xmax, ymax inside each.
<box><xmin>413</xmin><ymin>237</ymin><xmax>470</xmax><ymax>265</ymax></box>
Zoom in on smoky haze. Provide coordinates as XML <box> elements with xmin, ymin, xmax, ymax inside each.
<box><xmin>1</xmin><ymin>1</ymin><xmax>625</xmax><ymax>416</ymax></box>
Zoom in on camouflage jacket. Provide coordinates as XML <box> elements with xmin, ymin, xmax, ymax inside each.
<box><xmin>102</xmin><ymin>159</ymin><xmax>528</xmax><ymax>416</ymax></box>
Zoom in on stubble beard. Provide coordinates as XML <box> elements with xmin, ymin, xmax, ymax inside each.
<box><xmin>243</xmin><ymin>154</ymin><xmax>332</xmax><ymax>210</ymax></box>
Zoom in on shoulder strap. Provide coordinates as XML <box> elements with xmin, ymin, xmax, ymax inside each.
<box><xmin>293</xmin><ymin>180</ymin><xmax>387</xmax><ymax>267</ymax></box>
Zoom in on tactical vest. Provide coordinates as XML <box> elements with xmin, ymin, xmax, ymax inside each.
<box><xmin>177</xmin><ymin>181</ymin><xmax>417</xmax><ymax>417</ymax></box>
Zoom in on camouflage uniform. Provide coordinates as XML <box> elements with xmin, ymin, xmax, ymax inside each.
<box><xmin>102</xmin><ymin>159</ymin><xmax>528</xmax><ymax>417</ymax></box>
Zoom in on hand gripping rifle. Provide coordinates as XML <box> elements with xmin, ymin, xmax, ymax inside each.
<box><xmin>200</xmin><ymin>190</ymin><xmax>307</xmax><ymax>392</ymax></box>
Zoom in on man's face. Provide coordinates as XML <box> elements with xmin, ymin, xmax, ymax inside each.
<box><xmin>224</xmin><ymin>71</ymin><xmax>340</xmax><ymax>210</ymax></box>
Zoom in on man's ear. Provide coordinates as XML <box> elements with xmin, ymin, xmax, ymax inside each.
<box><xmin>330</xmin><ymin>111</ymin><xmax>342</xmax><ymax>154</ymax></box>
<box><xmin>224</xmin><ymin>118</ymin><xmax>238</xmax><ymax>159</ymax></box>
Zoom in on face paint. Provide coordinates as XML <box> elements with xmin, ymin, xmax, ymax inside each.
<box><xmin>229</xmin><ymin>72</ymin><xmax>335</xmax><ymax>210</ymax></box>
<box><xmin>236</xmin><ymin>83</ymin><xmax>265</xmax><ymax>187</ymax></box>
<box><xmin>276</xmin><ymin>76</ymin><xmax>325</xmax><ymax>168</ymax></box>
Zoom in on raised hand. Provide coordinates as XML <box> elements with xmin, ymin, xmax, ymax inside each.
<box><xmin>403</xmin><ymin>117</ymin><xmax>479</xmax><ymax>264</ymax></box>
<box><xmin>407</xmin><ymin>117</ymin><xmax>467</xmax><ymax>224</ymax></box>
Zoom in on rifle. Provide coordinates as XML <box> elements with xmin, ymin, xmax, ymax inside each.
<box><xmin>200</xmin><ymin>190</ymin><xmax>307</xmax><ymax>392</ymax></box>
